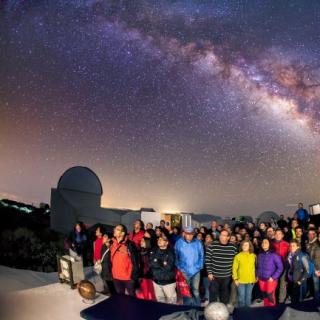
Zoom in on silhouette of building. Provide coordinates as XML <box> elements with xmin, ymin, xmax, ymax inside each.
<box><xmin>256</xmin><ymin>211</ymin><xmax>280</xmax><ymax>224</ymax></box>
<box><xmin>50</xmin><ymin>166</ymin><xmax>139</xmax><ymax>234</ymax></box>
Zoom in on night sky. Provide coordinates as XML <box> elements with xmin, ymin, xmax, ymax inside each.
<box><xmin>1</xmin><ymin>0</ymin><xmax>320</xmax><ymax>217</ymax></box>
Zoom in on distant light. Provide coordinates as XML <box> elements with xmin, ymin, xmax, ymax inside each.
<box><xmin>161</xmin><ymin>209</ymin><xmax>181</xmax><ymax>214</ymax></box>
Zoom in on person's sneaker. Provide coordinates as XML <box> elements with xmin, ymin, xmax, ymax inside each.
<box><xmin>251</xmin><ymin>299</ymin><xmax>263</xmax><ymax>307</ymax></box>
<box><xmin>201</xmin><ymin>300</ymin><xmax>209</xmax><ymax>307</ymax></box>
<box><xmin>253</xmin><ymin>299</ymin><xmax>263</xmax><ymax>304</ymax></box>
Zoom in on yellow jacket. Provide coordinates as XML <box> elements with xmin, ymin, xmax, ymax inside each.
<box><xmin>232</xmin><ymin>252</ymin><xmax>256</xmax><ymax>284</ymax></box>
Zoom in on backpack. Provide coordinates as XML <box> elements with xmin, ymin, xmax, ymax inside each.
<box><xmin>297</xmin><ymin>252</ymin><xmax>315</xmax><ymax>278</ymax></box>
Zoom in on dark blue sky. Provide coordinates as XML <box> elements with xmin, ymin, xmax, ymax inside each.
<box><xmin>1</xmin><ymin>0</ymin><xmax>320</xmax><ymax>216</ymax></box>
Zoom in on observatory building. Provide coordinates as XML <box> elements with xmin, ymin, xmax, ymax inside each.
<box><xmin>256</xmin><ymin>211</ymin><xmax>280</xmax><ymax>224</ymax></box>
<box><xmin>50</xmin><ymin>166</ymin><xmax>140</xmax><ymax>234</ymax></box>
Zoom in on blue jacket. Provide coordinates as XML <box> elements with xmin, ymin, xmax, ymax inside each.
<box><xmin>295</xmin><ymin>208</ymin><xmax>309</xmax><ymax>221</ymax></box>
<box><xmin>175</xmin><ymin>237</ymin><xmax>204</xmax><ymax>278</ymax></box>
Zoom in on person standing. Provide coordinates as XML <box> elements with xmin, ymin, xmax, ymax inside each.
<box><xmin>258</xmin><ymin>222</ymin><xmax>267</xmax><ymax>239</ymax></box>
<box><xmin>93</xmin><ymin>225</ymin><xmax>104</xmax><ymax>264</ymax></box>
<box><xmin>146</xmin><ymin>222</ymin><xmax>154</xmax><ymax>230</ymax></box>
<box><xmin>175</xmin><ymin>226</ymin><xmax>204</xmax><ymax>306</ymax></box>
<box><xmin>137</xmin><ymin>237</ymin><xmax>156</xmax><ymax>301</ymax></box>
<box><xmin>247</xmin><ymin>222</ymin><xmax>255</xmax><ymax>239</ymax></box>
<box><xmin>144</xmin><ymin>228</ymin><xmax>157</xmax><ymax>248</ymax></box>
<box><xmin>256</xmin><ymin>239</ymin><xmax>283</xmax><ymax>306</ymax></box>
<box><xmin>209</xmin><ymin>220</ymin><xmax>220</xmax><ymax>240</ymax></box>
<box><xmin>294</xmin><ymin>203</ymin><xmax>309</xmax><ymax>227</ymax></box>
<box><xmin>149</xmin><ymin>235</ymin><xmax>177</xmax><ymax>304</ymax></box>
<box><xmin>266</xmin><ymin>227</ymin><xmax>275</xmax><ymax>241</ymax></box>
<box><xmin>295</xmin><ymin>226</ymin><xmax>307</xmax><ymax>252</ymax></box>
<box><xmin>306</xmin><ymin>229</ymin><xmax>320</xmax><ymax>302</ymax></box>
<box><xmin>272</xmin><ymin>228</ymin><xmax>289</xmax><ymax>303</ymax></box>
<box><xmin>232</xmin><ymin>240</ymin><xmax>256</xmax><ymax>307</ymax></box>
<box><xmin>129</xmin><ymin>219</ymin><xmax>145</xmax><ymax>250</ymax></box>
<box><xmin>169</xmin><ymin>226</ymin><xmax>181</xmax><ymax>246</ymax></box>
<box><xmin>110</xmin><ymin>224</ymin><xmax>139</xmax><ymax>296</ymax></box>
<box><xmin>68</xmin><ymin>221</ymin><xmax>87</xmax><ymax>260</ymax></box>
<box><xmin>286</xmin><ymin>240</ymin><xmax>310</xmax><ymax>304</ymax></box>
<box><xmin>277</xmin><ymin>215</ymin><xmax>288</xmax><ymax>230</ymax></box>
<box><xmin>201</xmin><ymin>233</ymin><xmax>214</xmax><ymax>306</ymax></box>
<box><xmin>205</xmin><ymin>229</ymin><xmax>237</xmax><ymax>304</ymax></box>
<box><xmin>289</xmin><ymin>219</ymin><xmax>299</xmax><ymax>241</ymax></box>
<box><xmin>100</xmin><ymin>233</ymin><xmax>116</xmax><ymax>296</ymax></box>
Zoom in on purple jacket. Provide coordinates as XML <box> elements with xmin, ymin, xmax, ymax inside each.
<box><xmin>256</xmin><ymin>250</ymin><xmax>283</xmax><ymax>281</ymax></box>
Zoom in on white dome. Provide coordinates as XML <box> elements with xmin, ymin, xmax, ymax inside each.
<box><xmin>57</xmin><ymin>166</ymin><xmax>103</xmax><ymax>195</ymax></box>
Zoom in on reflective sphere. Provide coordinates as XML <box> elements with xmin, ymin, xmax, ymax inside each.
<box><xmin>77</xmin><ymin>280</ymin><xmax>96</xmax><ymax>300</ymax></box>
<box><xmin>204</xmin><ymin>302</ymin><xmax>229</xmax><ymax>320</ymax></box>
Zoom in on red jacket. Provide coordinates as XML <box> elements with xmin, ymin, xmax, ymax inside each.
<box><xmin>272</xmin><ymin>240</ymin><xmax>289</xmax><ymax>263</ymax></box>
<box><xmin>93</xmin><ymin>237</ymin><xmax>103</xmax><ymax>262</ymax></box>
<box><xmin>129</xmin><ymin>230</ymin><xmax>145</xmax><ymax>249</ymax></box>
<box><xmin>110</xmin><ymin>237</ymin><xmax>139</xmax><ymax>281</ymax></box>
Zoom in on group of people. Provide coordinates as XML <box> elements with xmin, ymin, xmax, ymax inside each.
<box><xmin>68</xmin><ymin>202</ymin><xmax>320</xmax><ymax>310</ymax></box>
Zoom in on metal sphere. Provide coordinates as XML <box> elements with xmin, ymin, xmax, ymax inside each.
<box><xmin>77</xmin><ymin>280</ymin><xmax>96</xmax><ymax>300</ymax></box>
<box><xmin>204</xmin><ymin>302</ymin><xmax>230</xmax><ymax>320</ymax></box>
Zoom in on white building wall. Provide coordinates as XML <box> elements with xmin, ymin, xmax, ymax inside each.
<box><xmin>141</xmin><ymin>211</ymin><xmax>161</xmax><ymax>228</ymax></box>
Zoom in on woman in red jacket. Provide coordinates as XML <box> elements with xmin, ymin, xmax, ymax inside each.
<box><xmin>129</xmin><ymin>219</ymin><xmax>145</xmax><ymax>250</ymax></box>
<box><xmin>272</xmin><ymin>228</ymin><xmax>289</xmax><ymax>303</ymax></box>
<box><xmin>93</xmin><ymin>225</ymin><xmax>104</xmax><ymax>264</ymax></box>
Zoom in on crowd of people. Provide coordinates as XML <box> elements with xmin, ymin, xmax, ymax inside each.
<box><xmin>67</xmin><ymin>202</ymin><xmax>320</xmax><ymax>311</ymax></box>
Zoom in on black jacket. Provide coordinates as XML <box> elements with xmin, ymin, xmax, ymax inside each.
<box><xmin>139</xmin><ymin>249</ymin><xmax>152</xmax><ymax>279</ymax></box>
<box><xmin>100</xmin><ymin>245</ymin><xmax>112</xmax><ymax>281</ymax></box>
<box><xmin>149</xmin><ymin>247</ymin><xmax>176</xmax><ymax>285</ymax></box>
<box><xmin>127</xmin><ymin>240</ymin><xmax>140</xmax><ymax>281</ymax></box>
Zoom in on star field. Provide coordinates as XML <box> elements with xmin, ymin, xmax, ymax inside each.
<box><xmin>0</xmin><ymin>0</ymin><xmax>320</xmax><ymax>216</ymax></box>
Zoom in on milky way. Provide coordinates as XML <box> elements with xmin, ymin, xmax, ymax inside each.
<box><xmin>0</xmin><ymin>1</ymin><xmax>320</xmax><ymax>216</ymax></box>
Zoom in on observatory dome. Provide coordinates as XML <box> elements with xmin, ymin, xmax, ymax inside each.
<box><xmin>257</xmin><ymin>211</ymin><xmax>279</xmax><ymax>223</ymax></box>
<box><xmin>57</xmin><ymin>166</ymin><xmax>103</xmax><ymax>195</ymax></box>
